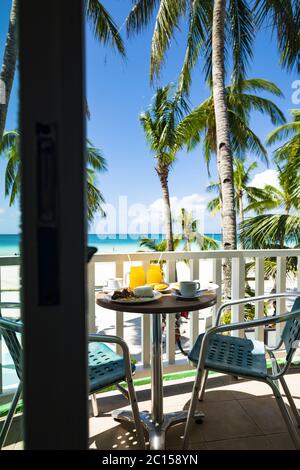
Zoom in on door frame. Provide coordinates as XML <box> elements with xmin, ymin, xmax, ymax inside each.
<box><xmin>19</xmin><ymin>0</ymin><xmax>88</xmax><ymax>449</ymax></box>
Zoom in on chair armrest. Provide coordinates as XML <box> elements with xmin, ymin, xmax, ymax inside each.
<box><xmin>197</xmin><ymin>307</ymin><xmax>300</xmax><ymax>372</ymax></box>
<box><xmin>215</xmin><ymin>292</ymin><xmax>300</xmax><ymax>326</ymax></box>
<box><xmin>0</xmin><ymin>317</ymin><xmax>23</xmax><ymax>334</ymax></box>
<box><xmin>89</xmin><ymin>334</ymin><xmax>132</xmax><ymax>376</ymax></box>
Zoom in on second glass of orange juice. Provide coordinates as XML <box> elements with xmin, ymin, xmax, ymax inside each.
<box><xmin>147</xmin><ymin>264</ymin><xmax>163</xmax><ymax>284</ymax></box>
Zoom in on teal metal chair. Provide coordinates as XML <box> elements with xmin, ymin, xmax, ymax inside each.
<box><xmin>182</xmin><ymin>293</ymin><xmax>300</xmax><ymax>450</ymax></box>
<box><xmin>0</xmin><ymin>318</ymin><xmax>145</xmax><ymax>449</ymax></box>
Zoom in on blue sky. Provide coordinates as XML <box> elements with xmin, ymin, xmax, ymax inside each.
<box><xmin>0</xmin><ymin>0</ymin><xmax>298</xmax><ymax>234</ymax></box>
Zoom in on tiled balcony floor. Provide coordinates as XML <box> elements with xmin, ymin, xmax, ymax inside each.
<box><xmin>89</xmin><ymin>367</ymin><xmax>300</xmax><ymax>451</ymax></box>
<box><xmin>2</xmin><ymin>367</ymin><xmax>300</xmax><ymax>450</ymax></box>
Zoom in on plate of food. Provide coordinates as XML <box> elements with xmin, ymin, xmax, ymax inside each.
<box><xmin>106</xmin><ymin>287</ymin><xmax>162</xmax><ymax>304</ymax></box>
<box><xmin>149</xmin><ymin>282</ymin><xmax>170</xmax><ymax>293</ymax></box>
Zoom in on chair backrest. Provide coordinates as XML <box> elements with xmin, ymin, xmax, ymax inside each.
<box><xmin>281</xmin><ymin>297</ymin><xmax>300</xmax><ymax>362</ymax></box>
<box><xmin>0</xmin><ymin>317</ymin><xmax>22</xmax><ymax>380</ymax></box>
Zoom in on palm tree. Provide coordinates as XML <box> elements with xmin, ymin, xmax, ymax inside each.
<box><xmin>0</xmin><ymin>0</ymin><xmax>125</xmax><ymax>142</ymax></box>
<box><xmin>126</xmin><ymin>0</ymin><xmax>299</xmax><ymax>298</ymax></box>
<box><xmin>140</xmin><ymin>85</ymin><xmax>192</xmax><ymax>251</ymax></box>
<box><xmin>0</xmin><ymin>0</ymin><xmax>17</xmax><ymax>142</ymax></box>
<box><xmin>178</xmin><ymin>78</ymin><xmax>285</xmax><ymax>170</ymax></box>
<box><xmin>139</xmin><ymin>237</ymin><xmax>181</xmax><ymax>253</ymax></box>
<box><xmin>178</xmin><ymin>208</ymin><xmax>219</xmax><ymax>251</ymax></box>
<box><xmin>240</xmin><ymin>165</ymin><xmax>300</xmax><ymax>249</ymax></box>
<box><xmin>0</xmin><ymin>131</ymin><xmax>107</xmax><ymax>223</ymax></box>
<box><xmin>207</xmin><ymin>158</ymin><xmax>267</xmax><ymax>224</ymax></box>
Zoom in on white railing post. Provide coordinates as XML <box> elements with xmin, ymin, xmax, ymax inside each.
<box><xmin>276</xmin><ymin>256</ymin><xmax>287</xmax><ymax>342</ymax></box>
<box><xmin>141</xmin><ymin>260</ymin><xmax>151</xmax><ymax>368</ymax></box>
<box><xmin>255</xmin><ymin>257</ymin><xmax>265</xmax><ymax>341</ymax></box>
<box><xmin>231</xmin><ymin>257</ymin><xmax>245</xmax><ymax>338</ymax></box>
<box><xmin>166</xmin><ymin>260</ymin><xmax>176</xmax><ymax>364</ymax></box>
<box><xmin>115</xmin><ymin>261</ymin><xmax>124</xmax><ymax>355</ymax></box>
<box><xmin>87</xmin><ymin>260</ymin><xmax>96</xmax><ymax>333</ymax></box>
<box><xmin>189</xmin><ymin>259</ymin><xmax>199</xmax><ymax>346</ymax></box>
<box><xmin>212</xmin><ymin>258</ymin><xmax>222</xmax><ymax>326</ymax></box>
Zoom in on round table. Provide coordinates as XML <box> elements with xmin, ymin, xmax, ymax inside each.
<box><xmin>96</xmin><ymin>291</ymin><xmax>217</xmax><ymax>450</ymax></box>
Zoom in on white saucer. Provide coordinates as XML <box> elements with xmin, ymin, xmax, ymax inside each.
<box><xmin>172</xmin><ymin>290</ymin><xmax>207</xmax><ymax>300</ymax></box>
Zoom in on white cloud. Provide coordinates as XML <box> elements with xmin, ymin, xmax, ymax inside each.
<box><xmin>94</xmin><ymin>193</ymin><xmax>211</xmax><ymax>235</ymax></box>
<box><xmin>0</xmin><ymin>208</ymin><xmax>5</xmax><ymax>214</ymax></box>
<box><xmin>250</xmin><ymin>169</ymin><xmax>280</xmax><ymax>190</ymax></box>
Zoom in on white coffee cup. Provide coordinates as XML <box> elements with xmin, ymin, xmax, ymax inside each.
<box><xmin>106</xmin><ymin>278</ymin><xmax>122</xmax><ymax>290</ymax></box>
<box><xmin>179</xmin><ymin>281</ymin><xmax>200</xmax><ymax>297</ymax></box>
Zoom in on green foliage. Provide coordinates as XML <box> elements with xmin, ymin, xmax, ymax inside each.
<box><xmin>86</xmin><ymin>0</ymin><xmax>125</xmax><ymax>56</ymax></box>
<box><xmin>0</xmin><ymin>131</ymin><xmax>107</xmax><ymax>223</ymax></box>
<box><xmin>177</xmin><ymin>78</ymin><xmax>285</xmax><ymax>171</ymax></box>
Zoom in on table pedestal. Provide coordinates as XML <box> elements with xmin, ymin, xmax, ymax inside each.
<box><xmin>113</xmin><ymin>313</ymin><xmax>204</xmax><ymax>450</ymax></box>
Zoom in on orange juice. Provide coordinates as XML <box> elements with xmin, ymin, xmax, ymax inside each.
<box><xmin>129</xmin><ymin>266</ymin><xmax>146</xmax><ymax>289</ymax></box>
<box><xmin>147</xmin><ymin>264</ymin><xmax>163</xmax><ymax>284</ymax></box>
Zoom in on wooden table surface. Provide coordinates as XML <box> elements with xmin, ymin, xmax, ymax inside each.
<box><xmin>96</xmin><ymin>291</ymin><xmax>217</xmax><ymax>314</ymax></box>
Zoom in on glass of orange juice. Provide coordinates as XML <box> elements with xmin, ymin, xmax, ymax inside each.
<box><xmin>147</xmin><ymin>264</ymin><xmax>163</xmax><ymax>285</ymax></box>
<box><xmin>128</xmin><ymin>266</ymin><xmax>146</xmax><ymax>289</ymax></box>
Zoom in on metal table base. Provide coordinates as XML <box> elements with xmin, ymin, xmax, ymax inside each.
<box><xmin>113</xmin><ymin>313</ymin><xmax>204</xmax><ymax>450</ymax></box>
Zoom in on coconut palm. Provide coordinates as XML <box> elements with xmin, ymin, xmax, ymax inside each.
<box><xmin>177</xmin><ymin>78</ymin><xmax>285</xmax><ymax>170</ymax></box>
<box><xmin>0</xmin><ymin>0</ymin><xmax>125</xmax><ymax>142</ymax></box>
<box><xmin>0</xmin><ymin>131</ymin><xmax>107</xmax><ymax>222</ymax></box>
<box><xmin>126</xmin><ymin>0</ymin><xmax>299</xmax><ymax>276</ymax></box>
<box><xmin>178</xmin><ymin>208</ymin><xmax>219</xmax><ymax>251</ymax></box>
<box><xmin>0</xmin><ymin>0</ymin><xmax>17</xmax><ymax>142</ymax></box>
<box><xmin>207</xmin><ymin>158</ymin><xmax>267</xmax><ymax>223</ymax></box>
<box><xmin>267</xmin><ymin>109</ymin><xmax>300</xmax><ymax>213</ymax></box>
<box><xmin>240</xmin><ymin>165</ymin><xmax>300</xmax><ymax>249</ymax></box>
<box><xmin>139</xmin><ymin>237</ymin><xmax>181</xmax><ymax>253</ymax></box>
<box><xmin>140</xmin><ymin>85</ymin><xmax>193</xmax><ymax>251</ymax></box>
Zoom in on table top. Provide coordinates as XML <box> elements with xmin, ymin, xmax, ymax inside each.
<box><xmin>96</xmin><ymin>291</ymin><xmax>217</xmax><ymax>314</ymax></box>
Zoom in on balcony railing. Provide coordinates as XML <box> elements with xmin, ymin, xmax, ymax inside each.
<box><xmin>0</xmin><ymin>248</ymin><xmax>300</xmax><ymax>390</ymax></box>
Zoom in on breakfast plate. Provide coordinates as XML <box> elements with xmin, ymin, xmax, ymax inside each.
<box><xmin>105</xmin><ymin>290</ymin><xmax>162</xmax><ymax>304</ymax></box>
<box><xmin>149</xmin><ymin>282</ymin><xmax>171</xmax><ymax>293</ymax></box>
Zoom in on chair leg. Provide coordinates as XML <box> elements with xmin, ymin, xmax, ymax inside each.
<box><xmin>91</xmin><ymin>393</ymin><xmax>99</xmax><ymax>417</ymax></box>
<box><xmin>182</xmin><ymin>367</ymin><xmax>204</xmax><ymax>449</ymax></box>
<box><xmin>198</xmin><ymin>369</ymin><xmax>209</xmax><ymax>401</ymax></box>
<box><xmin>279</xmin><ymin>376</ymin><xmax>300</xmax><ymax>427</ymax></box>
<box><xmin>268</xmin><ymin>379</ymin><xmax>300</xmax><ymax>450</ymax></box>
<box><xmin>0</xmin><ymin>382</ymin><xmax>22</xmax><ymax>450</ymax></box>
<box><xmin>126</xmin><ymin>375</ymin><xmax>145</xmax><ymax>449</ymax></box>
<box><xmin>116</xmin><ymin>383</ymin><xmax>129</xmax><ymax>400</ymax></box>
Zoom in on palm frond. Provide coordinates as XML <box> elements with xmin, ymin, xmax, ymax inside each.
<box><xmin>267</xmin><ymin>121</ymin><xmax>300</xmax><ymax>146</ymax></box>
<box><xmin>233</xmin><ymin>78</ymin><xmax>284</xmax><ymax>97</ymax></box>
<box><xmin>126</xmin><ymin>0</ymin><xmax>159</xmax><ymax>35</ymax></box>
<box><xmin>254</xmin><ymin>0</ymin><xmax>300</xmax><ymax>73</ymax></box>
<box><xmin>228</xmin><ymin>0</ymin><xmax>255</xmax><ymax>83</ymax></box>
<box><xmin>86</xmin><ymin>0</ymin><xmax>125</xmax><ymax>56</ymax></box>
<box><xmin>240</xmin><ymin>214</ymin><xmax>300</xmax><ymax>249</ymax></box>
<box><xmin>178</xmin><ymin>0</ymin><xmax>212</xmax><ymax>95</ymax></box>
<box><xmin>150</xmin><ymin>0</ymin><xmax>188</xmax><ymax>81</ymax></box>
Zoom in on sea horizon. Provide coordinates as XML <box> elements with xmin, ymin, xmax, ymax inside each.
<box><xmin>0</xmin><ymin>233</ymin><xmax>222</xmax><ymax>256</ymax></box>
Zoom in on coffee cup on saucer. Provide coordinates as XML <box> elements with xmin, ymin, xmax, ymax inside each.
<box><xmin>106</xmin><ymin>278</ymin><xmax>122</xmax><ymax>290</ymax></box>
<box><xmin>179</xmin><ymin>281</ymin><xmax>200</xmax><ymax>298</ymax></box>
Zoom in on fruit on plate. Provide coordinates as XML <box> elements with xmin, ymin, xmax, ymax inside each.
<box><xmin>152</xmin><ymin>283</ymin><xmax>169</xmax><ymax>291</ymax></box>
<box><xmin>111</xmin><ymin>288</ymin><xmax>135</xmax><ymax>300</ymax></box>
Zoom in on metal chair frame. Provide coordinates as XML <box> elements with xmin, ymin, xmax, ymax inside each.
<box><xmin>182</xmin><ymin>292</ymin><xmax>300</xmax><ymax>450</ymax></box>
<box><xmin>0</xmin><ymin>320</ymin><xmax>145</xmax><ymax>449</ymax></box>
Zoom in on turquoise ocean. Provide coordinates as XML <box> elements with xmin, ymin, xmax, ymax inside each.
<box><xmin>0</xmin><ymin>233</ymin><xmax>222</xmax><ymax>257</ymax></box>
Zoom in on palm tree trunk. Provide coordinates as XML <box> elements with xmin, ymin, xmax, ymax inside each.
<box><xmin>0</xmin><ymin>0</ymin><xmax>18</xmax><ymax>142</ymax></box>
<box><xmin>212</xmin><ymin>0</ymin><xmax>237</xmax><ymax>299</ymax></box>
<box><xmin>157</xmin><ymin>165</ymin><xmax>174</xmax><ymax>251</ymax></box>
